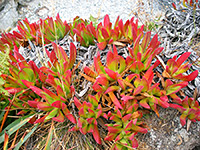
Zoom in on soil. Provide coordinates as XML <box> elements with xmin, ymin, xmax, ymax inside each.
<box><xmin>137</xmin><ymin>107</ymin><xmax>200</xmax><ymax>150</ymax></box>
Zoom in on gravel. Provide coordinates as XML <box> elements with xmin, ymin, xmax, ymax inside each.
<box><xmin>0</xmin><ymin>0</ymin><xmax>173</xmax><ymax>31</ymax></box>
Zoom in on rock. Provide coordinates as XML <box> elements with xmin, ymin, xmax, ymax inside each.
<box><xmin>137</xmin><ymin>107</ymin><xmax>200</xmax><ymax>150</ymax></box>
<box><xmin>0</xmin><ymin>0</ymin><xmax>6</xmax><ymax>11</ymax></box>
<box><xmin>0</xmin><ymin>0</ymin><xmax>19</xmax><ymax>30</ymax></box>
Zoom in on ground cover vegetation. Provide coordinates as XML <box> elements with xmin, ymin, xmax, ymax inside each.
<box><xmin>0</xmin><ymin>0</ymin><xmax>200</xmax><ymax>149</ymax></box>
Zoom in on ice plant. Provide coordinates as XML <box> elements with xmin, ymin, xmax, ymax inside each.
<box><xmin>17</xmin><ymin>14</ymin><xmax>70</xmax><ymax>44</ymax></box>
<box><xmin>104</xmin><ymin>101</ymin><xmax>148</xmax><ymax>149</ymax></box>
<box><xmin>81</xmin><ymin>45</ymin><xmax>127</xmax><ymax>109</ymax></box>
<box><xmin>0</xmin><ymin>46</ymin><xmax>47</xmax><ymax>117</ymax></box>
<box><xmin>118</xmin><ymin>16</ymin><xmax>144</xmax><ymax>43</ymax></box>
<box><xmin>29</xmin><ymin>84</ymin><xmax>76</xmax><ymax>123</ymax></box>
<box><xmin>0</xmin><ymin>14</ymin><xmax>199</xmax><ymax>149</ymax></box>
<box><xmin>70</xmin><ymin>95</ymin><xmax>102</xmax><ymax>144</ymax></box>
<box><xmin>72</xmin><ymin>22</ymin><xmax>96</xmax><ymax>47</ymax></box>
<box><xmin>95</xmin><ymin>15</ymin><xmax>122</xmax><ymax>50</ymax></box>
<box><xmin>40</xmin><ymin>42</ymin><xmax>76</xmax><ymax>77</ymax></box>
<box><xmin>126</xmin><ymin>32</ymin><xmax>163</xmax><ymax>73</ymax></box>
<box><xmin>163</xmin><ymin>52</ymin><xmax>198</xmax><ymax>81</ymax></box>
<box><xmin>0</xmin><ymin>32</ymin><xmax>23</xmax><ymax>52</ymax></box>
<box><xmin>170</xmin><ymin>96</ymin><xmax>200</xmax><ymax>126</ymax></box>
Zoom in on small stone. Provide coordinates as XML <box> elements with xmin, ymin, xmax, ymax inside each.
<box><xmin>35</xmin><ymin>6</ymin><xmax>49</xmax><ymax>17</ymax></box>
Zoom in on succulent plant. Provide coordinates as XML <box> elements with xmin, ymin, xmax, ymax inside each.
<box><xmin>17</xmin><ymin>14</ymin><xmax>70</xmax><ymax>44</ymax></box>
<box><xmin>0</xmin><ymin>14</ymin><xmax>199</xmax><ymax>149</ymax></box>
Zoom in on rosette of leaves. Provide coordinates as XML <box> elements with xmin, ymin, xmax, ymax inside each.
<box><xmin>163</xmin><ymin>52</ymin><xmax>198</xmax><ymax>81</ymax></box>
<box><xmin>70</xmin><ymin>16</ymin><xmax>96</xmax><ymax>47</ymax></box>
<box><xmin>104</xmin><ymin>101</ymin><xmax>148</xmax><ymax>149</ymax></box>
<box><xmin>17</xmin><ymin>14</ymin><xmax>70</xmax><ymax>44</ymax></box>
<box><xmin>95</xmin><ymin>15</ymin><xmax>122</xmax><ymax>50</ymax></box>
<box><xmin>94</xmin><ymin>14</ymin><xmax>145</xmax><ymax>50</ymax></box>
<box><xmin>0</xmin><ymin>32</ymin><xmax>23</xmax><ymax>52</ymax></box>
<box><xmin>27</xmin><ymin>42</ymin><xmax>77</xmax><ymax>123</ymax></box>
<box><xmin>170</xmin><ymin>96</ymin><xmax>200</xmax><ymax>126</ymax></box>
<box><xmin>117</xmin><ymin>16</ymin><xmax>144</xmax><ymax>43</ymax></box>
<box><xmin>72</xmin><ymin>21</ymin><xmax>96</xmax><ymax>47</ymax></box>
<box><xmin>70</xmin><ymin>94</ymin><xmax>102</xmax><ymax>144</ymax></box>
<box><xmin>80</xmin><ymin>35</ymin><xmax>198</xmax><ymax>148</ymax></box>
<box><xmin>162</xmin><ymin>52</ymin><xmax>200</xmax><ymax>126</ymax></box>
<box><xmin>0</xmin><ymin>45</ymin><xmax>47</xmax><ymax>117</ymax></box>
<box><xmin>126</xmin><ymin>32</ymin><xmax>162</xmax><ymax>74</ymax></box>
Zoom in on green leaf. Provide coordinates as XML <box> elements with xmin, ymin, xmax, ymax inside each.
<box><xmin>18</xmin><ymin>67</ymin><xmax>36</xmax><ymax>83</ymax></box>
<box><xmin>14</xmin><ymin>124</ymin><xmax>38</xmax><ymax>150</ymax></box>
<box><xmin>45</xmin><ymin>109</ymin><xmax>58</xmax><ymax>120</ymax></box>
<box><xmin>166</xmin><ymin>86</ymin><xmax>181</xmax><ymax>95</ymax></box>
<box><xmin>0</xmin><ymin>114</ymin><xmax>33</xmax><ymax>144</ymax></box>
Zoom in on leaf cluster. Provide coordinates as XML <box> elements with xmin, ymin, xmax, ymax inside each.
<box><xmin>0</xmin><ymin>14</ymin><xmax>199</xmax><ymax>149</ymax></box>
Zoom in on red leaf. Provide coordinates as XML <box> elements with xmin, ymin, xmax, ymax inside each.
<box><xmin>177</xmin><ymin>52</ymin><xmax>191</xmax><ymax>67</ymax></box>
<box><xmin>133</xmin><ymin>86</ymin><xmax>144</xmax><ymax>95</ymax></box>
<box><xmin>103</xmin><ymin>113</ymin><xmax>108</xmax><ymax>119</ymax></box>
<box><xmin>5</xmin><ymin>87</ymin><xmax>23</xmax><ymax>94</ymax></box>
<box><xmin>94</xmin><ymin>52</ymin><xmax>103</xmax><ymax>74</ymax></box>
<box><xmin>108</xmin><ymin>92</ymin><xmax>123</xmax><ymax>109</ymax></box>
<box><xmin>101</xmin><ymin>27</ymin><xmax>110</xmax><ymax>40</ymax></box>
<box><xmin>177</xmin><ymin>70</ymin><xmax>198</xmax><ymax>81</ymax></box>
<box><xmin>37</xmin><ymin>102</ymin><xmax>52</xmax><ymax>111</ymax></box>
<box><xmin>69</xmin><ymin>42</ymin><xmax>77</xmax><ymax>69</ymax></box>
<box><xmin>66</xmin><ymin>114</ymin><xmax>77</xmax><ymax>124</ymax></box>
<box><xmin>118</xmin><ymin>19</ymin><xmax>125</xmax><ymax>36</ymax></box>
<box><xmin>43</xmin><ymin>87</ymin><xmax>58</xmax><ymax>100</ymax></box>
<box><xmin>105</xmin><ymin>68</ymin><xmax>118</xmax><ymax>80</ymax></box>
<box><xmin>137</xmin><ymin>52</ymin><xmax>142</xmax><ymax>61</ymax></box>
<box><xmin>180</xmin><ymin>114</ymin><xmax>187</xmax><ymax>126</ymax></box>
<box><xmin>133</xmin><ymin>34</ymin><xmax>142</xmax><ymax>57</ymax></box>
<box><xmin>147</xmin><ymin>34</ymin><xmax>160</xmax><ymax>50</ymax></box>
<box><xmin>22</xmin><ymin>80</ymin><xmax>34</xmax><ymax>88</ymax></box>
<box><xmin>92</xmin><ymin>82</ymin><xmax>103</xmax><ymax>92</ymax></box>
<box><xmin>51</xmin><ymin>101</ymin><xmax>61</xmax><ymax>108</ymax></box>
<box><xmin>106</xmin><ymin>51</ymin><xmax>114</xmax><ymax>67</ymax></box>
<box><xmin>132</xmin><ymin>138</ymin><xmax>139</xmax><ymax>148</ymax></box>
<box><xmin>74</xmin><ymin>97</ymin><xmax>82</xmax><ymax>109</ymax></box>
<box><xmin>121</xmin><ymin>96</ymin><xmax>134</xmax><ymax>103</ymax></box>
<box><xmin>159</xmin><ymin>96</ymin><xmax>169</xmax><ymax>108</ymax></box>
<box><xmin>122</xmin><ymin>114</ymin><xmax>132</xmax><ymax>122</ymax></box>
<box><xmin>28</xmin><ymin>100</ymin><xmax>39</xmax><ymax>108</ymax></box>
<box><xmin>84</xmin><ymin>66</ymin><xmax>97</xmax><ymax>78</ymax></box>
<box><xmin>172</xmin><ymin>3</ymin><xmax>177</xmax><ymax>9</ymax></box>
<box><xmin>132</xmin><ymin>124</ymin><xmax>148</xmax><ymax>133</ymax></box>
<box><xmin>30</xmin><ymin>86</ymin><xmax>43</xmax><ymax>97</ymax></box>
<box><xmin>104</xmin><ymin>14</ymin><xmax>111</xmax><ymax>29</ymax></box>
<box><xmin>34</xmin><ymin>115</ymin><xmax>47</xmax><ymax>124</ymax></box>
<box><xmin>39</xmin><ymin>72</ymin><xmax>47</xmax><ymax>83</ymax></box>
<box><xmin>104</xmin><ymin>132</ymin><xmax>117</xmax><ymax>141</ymax></box>
<box><xmin>62</xmin><ymin>103</ymin><xmax>77</xmax><ymax>124</ymax></box>
<box><xmin>113</xmin><ymin>45</ymin><xmax>118</xmax><ymax>56</ymax></box>
<box><xmin>170</xmin><ymin>104</ymin><xmax>186</xmax><ymax>112</ymax></box>
<box><xmin>140</xmin><ymin>99</ymin><xmax>150</xmax><ymax>109</ymax></box>
<box><xmin>105</xmin><ymin>86</ymin><xmax>120</xmax><ymax>94</ymax></box>
<box><xmin>97</xmin><ymin>41</ymin><xmax>107</xmax><ymax>50</ymax></box>
<box><xmin>96</xmin><ymin>76</ymin><xmax>109</xmax><ymax>86</ymax></box>
<box><xmin>57</xmin><ymin>85</ymin><xmax>64</xmax><ymax>97</ymax></box>
<box><xmin>107</xmin><ymin>124</ymin><xmax>121</xmax><ymax>133</ymax></box>
<box><xmin>141</xmin><ymin>31</ymin><xmax>151</xmax><ymax>51</ymax></box>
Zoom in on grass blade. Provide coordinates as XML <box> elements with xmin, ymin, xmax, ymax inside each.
<box><xmin>0</xmin><ymin>114</ymin><xmax>33</xmax><ymax>144</ymax></box>
<box><xmin>44</xmin><ymin>120</ymin><xmax>54</xmax><ymax>150</ymax></box>
<box><xmin>14</xmin><ymin>124</ymin><xmax>38</xmax><ymax>150</ymax></box>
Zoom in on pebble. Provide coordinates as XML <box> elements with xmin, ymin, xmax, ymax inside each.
<box><xmin>0</xmin><ymin>0</ymin><xmax>172</xmax><ymax>31</ymax></box>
